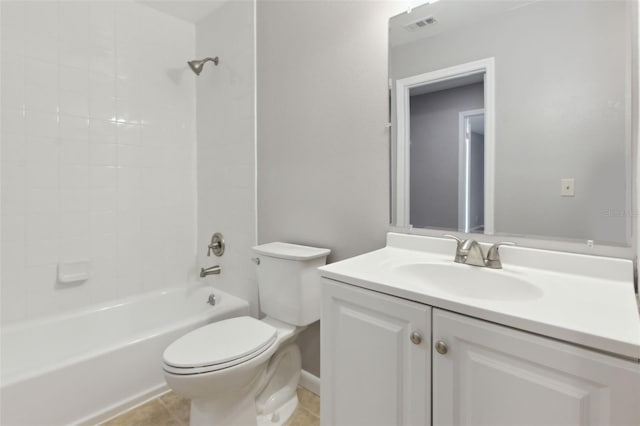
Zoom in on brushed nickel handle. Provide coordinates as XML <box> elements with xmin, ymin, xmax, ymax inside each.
<box><xmin>443</xmin><ymin>234</ymin><xmax>463</xmax><ymax>246</ymax></box>
<box><xmin>435</xmin><ymin>340</ymin><xmax>448</xmax><ymax>354</ymax></box>
<box><xmin>207</xmin><ymin>232</ymin><xmax>225</xmax><ymax>257</ymax></box>
<box><xmin>485</xmin><ymin>241</ymin><xmax>515</xmax><ymax>269</ymax></box>
<box><xmin>487</xmin><ymin>241</ymin><xmax>515</xmax><ymax>259</ymax></box>
<box><xmin>410</xmin><ymin>331</ymin><xmax>423</xmax><ymax>345</ymax></box>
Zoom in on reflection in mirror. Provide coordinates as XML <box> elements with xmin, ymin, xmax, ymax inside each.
<box><xmin>406</xmin><ymin>71</ymin><xmax>487</xmax><ymax>233</ymax></box>
<box><xmin>389</xmin><ymin>0</ymin><xmax>634</xmax><ymax>245</ymax></box>
<box><xmin>460</xmin><ymin>110</ymin><xmax>485</xmax><ymax>233</ymax></box>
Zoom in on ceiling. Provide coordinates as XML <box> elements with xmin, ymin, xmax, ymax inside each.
<box><xmin>138</xmin><ymin>1</ymin><xmax>228</xmax><ymax>23</ymax></box>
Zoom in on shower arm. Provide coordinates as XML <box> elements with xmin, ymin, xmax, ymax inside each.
<box><xmin>188</xmin><ymin>56</ymin><xmax>219</xmax><ymax>75</ymax></box>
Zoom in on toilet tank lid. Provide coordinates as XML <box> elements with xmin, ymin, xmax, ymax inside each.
<box><xmin>252</xmin><ymin>242</ymin><xmax>331</xmax><ymax>260</ymax></box>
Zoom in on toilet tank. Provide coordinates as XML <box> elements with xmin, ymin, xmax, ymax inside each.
<box><xmin>252</xmin><ymin>242</ymin><xmax>331</xmax><ymax>326</ymax></box>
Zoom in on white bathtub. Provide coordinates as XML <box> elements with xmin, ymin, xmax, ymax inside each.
<box><xmin>0</xmin><ymin>285</ymin><xmax>249</xmax><ymax>426</ymax></box>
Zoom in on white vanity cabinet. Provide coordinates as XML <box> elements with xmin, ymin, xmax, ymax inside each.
<box><xmin>320</xmin><ymin>279</ymin><xmax>431</xmax><ymax>426</ymax></box>
<box><xmin>321</xmin><ymin>279</ymin><xmax>640</xmax><ymax>426</ymax></box>
<box><xmin>433</xmin><ymin>309</ymin><xmax>640</xmax><ymax>426</ymax></box>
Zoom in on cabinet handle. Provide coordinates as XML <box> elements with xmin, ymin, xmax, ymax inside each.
<box><xmin>410</xmin><ymin>331</ymin><xmax>423</xmax><ymax>345</ymax></box>
<box><xmin>435</xmin><ymin>340</ymin><xmax>448</xmax><ymax>354</ymax></box>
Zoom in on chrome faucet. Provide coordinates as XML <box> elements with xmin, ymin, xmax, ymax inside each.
<box><xmin>200</xmin><ymin>265</ymin><xmax>221</xmax><ymax>277</ymax></box>
<box><xmin>444</xmin><ymin>235</ymin><xmax>514</xmax><ymax>269</ymax></box>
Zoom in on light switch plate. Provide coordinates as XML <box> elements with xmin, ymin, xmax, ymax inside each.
<box><xmin>561</xmin><ymin>178</ymin><xmax>575</xmax><ymax>197</ymax></box>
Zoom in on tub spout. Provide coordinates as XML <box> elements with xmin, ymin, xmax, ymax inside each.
<box><xmin>200</xmin><ymin>265</ymin><xmax>221</xmax><ymax>277</ymax></box>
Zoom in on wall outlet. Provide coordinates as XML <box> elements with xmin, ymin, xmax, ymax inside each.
<box><xmin>560</xmin><ymin>178</ymin><xmax>575</xmax><ymax>197</ymax></box>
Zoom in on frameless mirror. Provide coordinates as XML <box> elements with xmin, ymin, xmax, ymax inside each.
<box><xmin>389</xmin><ymin>0</ymin><xmax>635</xmax><ymax>245</ymax></box>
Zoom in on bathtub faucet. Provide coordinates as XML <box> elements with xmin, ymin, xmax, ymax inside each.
<box><xmin>200</xmin><ymin>265</ymin><xmax>221</xmax><ymax>277</ymax></box>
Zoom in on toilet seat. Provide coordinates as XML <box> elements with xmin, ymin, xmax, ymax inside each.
<box><xmin>163</xmin><ymin>317</ymin><xmax>277</xmax><ymax>375</ymax></box>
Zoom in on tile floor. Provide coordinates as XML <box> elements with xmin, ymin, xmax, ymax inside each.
<box><xmin>101</xmin><ymin>387</ymin><xmax>320</xmax><ymax>426</ymax></box>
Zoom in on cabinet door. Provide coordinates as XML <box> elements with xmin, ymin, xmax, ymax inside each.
<box><xmin>433</xmin><ymin>309</ymin><xmax>640</xmax><ymax>426</ymax></box>
<box><xmin>321</xmin><ymin>279</ymin><xmax>431</xmax><ymax>426</ymax></box>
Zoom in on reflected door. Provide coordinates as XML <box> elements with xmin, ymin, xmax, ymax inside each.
<box><xmin>459</xmin><ymin>110</ymin><xmax>485</xmax><ymax>233</ymax></box>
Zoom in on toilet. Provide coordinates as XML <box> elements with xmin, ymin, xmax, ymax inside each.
<box><xmin>162</xmin><ymin>242</ymin><xmax>330</xmax><ymax>426</ymax></box>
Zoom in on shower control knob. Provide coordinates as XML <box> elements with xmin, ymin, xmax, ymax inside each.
<box><xmin>410</xmin><ymin>331</ymin><xmax>423</xmax><ymax>345</ymax></box>
<box><xmin>435</xmin><ymin>340</ymin><xmax>448</xmax><ymax>355</ymax></box>
<box><xmin>207</xmin><ymin>232</ymin><xmax>225</xmax><ymax>257</ymax></box>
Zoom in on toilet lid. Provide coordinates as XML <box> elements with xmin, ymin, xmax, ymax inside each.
<box><xmin>163</xmin><ymin>317</ymin><xmax>277</xmax><ymax>372</ymax></box>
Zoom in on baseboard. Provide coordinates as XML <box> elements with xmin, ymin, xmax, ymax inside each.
<box><xmin>299</xmin><ymin>369</ymin><xmax>320</xmax><ymax>396</ymax></box>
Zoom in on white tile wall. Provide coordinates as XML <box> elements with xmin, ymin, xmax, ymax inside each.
<box><xmin>1</xmin><ymin>1</ymin><xmax>197</xmax><ymax>324</ymax></box>
<box><xmin>195</xmin><ymin>1</ymin><xmax>258</xmax><ymax>317</ymax></box>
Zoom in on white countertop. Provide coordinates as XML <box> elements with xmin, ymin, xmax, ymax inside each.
<box><xmin>319</xmin><ymin>233</ymin><xmax>640</xmax><ymax>360</ymax></box>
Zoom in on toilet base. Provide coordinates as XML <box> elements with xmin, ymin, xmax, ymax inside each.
<box><xmin>188</xmin><ymin>391</ymin><xmax>298</xmax><ymax>426</ymax></box>
<box><xmin>256</xmin><ymin>393</ymin><xmax>298</xmax><ymax>426</ymax></box>
<box><xmin>190</xmin><ymin>392</ymin><xmax>257</xmax><ymax>426</ymax></box>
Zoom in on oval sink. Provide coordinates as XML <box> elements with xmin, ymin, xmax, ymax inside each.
<box><xmin>393</xmin><ymin>263</ymin><xmax>543</xmax><ymax>301</ymax></box>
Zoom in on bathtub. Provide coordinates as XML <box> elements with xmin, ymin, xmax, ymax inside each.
<box><xmin>0</xmin><ymin>285</ymin><xmax>249</xmax><ymax>426</ymax></box>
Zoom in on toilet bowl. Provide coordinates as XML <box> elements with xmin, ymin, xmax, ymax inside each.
<box><xmin>162</xmin><ymin>242</ymin><xmax>330</xmax><ymax>426</ymax></box>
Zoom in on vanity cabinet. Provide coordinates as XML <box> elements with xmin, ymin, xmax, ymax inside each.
<box><xmin>320</xmin><ymin>280</ymin><xmax>431</xmax><ymax>426</ymax></box>
<box><xmin>322</xmin><ymin>279</ymin><xmax>640</xmax><ymax>426</ymax></box>
<box><xmin>433</xmin><ymin>309</ymin><xmax>640</xmax><ymax>425</ymax></box>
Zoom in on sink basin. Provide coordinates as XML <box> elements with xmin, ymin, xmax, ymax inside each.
<box><xmin>393</xmin><ymin>263</ymin><xmax>544</xmax><ymax>301</ymax></box>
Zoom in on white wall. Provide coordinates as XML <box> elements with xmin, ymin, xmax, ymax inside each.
<box><xmin>1</xmin><ymin>1</ymin><xmax>197</xmax><ymax>324</ymax></box>
<box><xmin>196</xmin><ymin>1</ymin><xmax>258</xmax><ymax>316</ymax></box>
<box><xmin>257</xmin><ymin>0</ymin><xmax>405</xmax><ymax>377</ymax></box>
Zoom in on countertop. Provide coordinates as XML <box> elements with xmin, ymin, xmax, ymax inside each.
<box><xmin>319</xmin><ymin>233</ymin><xmax>640</xmax><ymax>360</ymax></box>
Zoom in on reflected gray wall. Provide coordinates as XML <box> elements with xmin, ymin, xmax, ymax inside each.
<box><xmin>409</xmin><ymin>83</ymin><xmax>484</xmax><ymax>229</ymax></box>
<box><xmin>257</xmin><ymin>0</ymin><xmax>403</xmax><ymax>377</ymax></box>
<box><xmin>391</xmin><ymin>1</ymin><xmax>630</xmax><ymax>243</ymax></box>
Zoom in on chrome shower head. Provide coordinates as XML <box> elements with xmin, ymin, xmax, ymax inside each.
<box><xmin>187</xmin><ymin>57</ymin><xmax>219</xmax><ymax>75</ymax></box>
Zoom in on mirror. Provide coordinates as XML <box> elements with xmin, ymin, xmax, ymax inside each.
<box><xmin>389</xmin><ymin>0</ymin><xmax>635</xmax><ymax>245</ymax></box>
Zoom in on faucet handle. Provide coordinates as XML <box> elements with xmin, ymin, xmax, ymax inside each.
<box><xmin>487</xmin><ymin>241</ymin><xmax>515</xmax><ymax>258</ymax></box>
<box><xmin>444</xmin><ymin>234</ymin><xmax>468</xmax><ymax>264</ymax></box>
<box><xmin>486</xmin><ymin>241</ymin><xmax>515</xmax><ymax>269</ymax></box>
<box><xmin>207</xmin><ymin>233</ymin><xmax>225</xmax><ymax>257</ymax></box>
<box><xmin>443</xmin><ymin>234</ymin><xmax>463</xmax><ymax>247</ymax></box>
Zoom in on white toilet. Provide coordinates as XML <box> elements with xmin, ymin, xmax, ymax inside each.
<box><xmin>162</xmin><ymin>242</ymin><xmax>330</xmax><ymax>426</ymax></box>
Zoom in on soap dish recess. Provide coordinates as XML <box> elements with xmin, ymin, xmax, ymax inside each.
<box><xmin>58</xmin><ymin>260</ymin><xmax>90</xmax><ymax>284</ymax></box>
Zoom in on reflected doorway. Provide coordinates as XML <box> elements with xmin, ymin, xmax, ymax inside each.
<box><xmin>459</xmin><ymin>110</ymin><xmax>485</xmax><ymax>233</ymax></box>
<box><xmin>395</xmin><ymin>58</ymin><xmax>495</xmax><ymax>234</ymax></box>
<box><xmin>407</xmin><ymin>79</ymin><xmax>484</xmax><ymax>232</ymax></box>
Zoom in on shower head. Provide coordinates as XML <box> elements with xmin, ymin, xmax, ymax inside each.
<box><xmin>188</xmin><ymin>57</ymin><xmax>219</xmax><ymax>75</ymax></box>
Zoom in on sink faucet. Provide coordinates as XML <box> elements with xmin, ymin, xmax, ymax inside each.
<box><xmin>200</xmin><ymin>265</ymin><xmax>221</xmax><ymax>277</ymax></box>
<box><xmin>444</xmin><ymin>235</ymin><xmax>514</xmax><ymax>269</ymax></box>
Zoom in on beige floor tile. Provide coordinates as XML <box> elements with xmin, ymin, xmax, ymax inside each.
<box><xmin>296</xmin><ymin>387</ymin><xmax>320</xmax><ymax>417</ymax></box>
<box><xmin>101</xmin><ymin>399</ymin><xmax>182</xmax><ymax>426</ymax></box>
<box><xmin>159</xmin><ymin>392</ymin><xmax>191</xmax><ymax>424</ymax></box>
<box><xmin>284</xmin><ymin>406</ymin><xmax>320</xmax><ymax>426</ymax></box>
<box><xmin>105</xmin><ymin>386</ymin><xmax>319</xmax><ymax>426</ymax></box>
